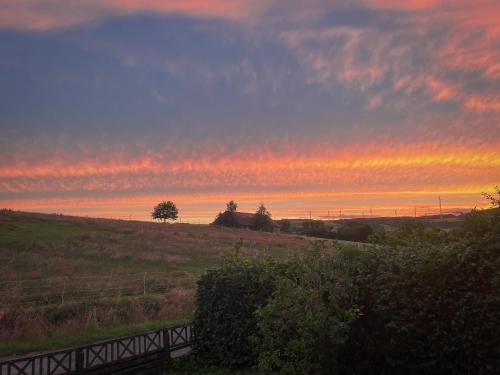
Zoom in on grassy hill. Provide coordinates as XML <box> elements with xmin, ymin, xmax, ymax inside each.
<box><xmin>0</xmin><ymin>210</ymin><xmax>312</xmax><ymax>356</ymax></box>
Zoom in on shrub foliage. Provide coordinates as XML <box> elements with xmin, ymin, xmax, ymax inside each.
<box><xmin>193</xmin><ymin>247</ymin><xmax>277</xmax><ymax>367</ymax></box>
<box><xmin>194</xmin><ymin>210</ymin><xmax>500</xmax><ymax>374</ymax></box>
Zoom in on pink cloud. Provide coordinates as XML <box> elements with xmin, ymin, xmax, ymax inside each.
<box><xmin>464</xmin><ymin>95</ymin><xmax>500</xmax><ymax>112</ymax></box>
<box><xmin>0</xmin><ymin>0</ymin><xmax>259</xmax><ymax>30</ymax></box>
<box><xmin>282</xmin><ymin>0</ymin><xmax>499</xmax><ymax>112</ymax></box>
<box><xmin>1</xmin><ymin>139</ymin><xmax>499</xmax><ymax>197</ymax></box>
<box><xmin>425</xmin><ymin>77</ymin><xmax>459</xmax><ymax>102</ymax></box>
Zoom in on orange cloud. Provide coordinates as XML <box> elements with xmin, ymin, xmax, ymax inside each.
<box><xmin>425</xmin><ymin>77</ymin><xmax>458</xmax><ymax>102</ymax></box>
<box><xmin>1</xmin><ymin>141</ymin><xmax>499</xmax><ymax>203</ymax></box>
<box><xmin>1</xmin><ymin>141</ymin><xmax>499</xmax><ymax>179</ymax></box>
<box><xmin>464</xmin><ymin>96</ymin><xmax>500</xmax><ymax>112</ymax></box>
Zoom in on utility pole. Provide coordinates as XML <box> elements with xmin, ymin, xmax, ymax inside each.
<box><xmin>414</xmin><ymin>206</ymin><xmax>417</xmax><ymax>218</ymax></box>
<box><xmin>339</xmin><ymin>209</ymin><xmax>342</xmax><ymax>219</ymax></box>
<box><xmin>309</xmin><ymin>211</ymin><xmax>312</xmax><ymax>220</ymax></box>
<box><xmin>438</xmin><ymin>196</ymin><xmax>443</xmax><ymax>220</ymax></box>
<box><xmin>395</xmin><ymin>209</ymin><xmax>398</xmax><ymax>217</ymax></box>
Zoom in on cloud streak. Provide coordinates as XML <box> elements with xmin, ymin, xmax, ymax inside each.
<box><xmin>2</xmin><ymin>141</ymin><xmax>498</xmax><ymax>199</ymax></box>
<box><xmin>0</xmin><ymin>0</ymin><xmax>260</xmax><ymax>30</ymax></box>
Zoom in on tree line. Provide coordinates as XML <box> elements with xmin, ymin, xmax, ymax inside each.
<box><xmin>151</xmin><ymin>199</ymin><xmax>276</xmax><ymax>232</ymax></box>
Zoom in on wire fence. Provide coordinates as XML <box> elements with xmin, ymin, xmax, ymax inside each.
<box><xmin>0</xmin><ymin>272</ymin><xmax>180</xmax><ymax>308</ymax></box>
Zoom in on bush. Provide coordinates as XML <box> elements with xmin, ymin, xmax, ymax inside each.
<box><xmin>300</xmin><ymin>220</ymin><xmax>335</xmax><ymax>239</ymax></box>
<box><xmin>279</xmin><ymin>219</ymin><xmax>292</xmax><ymax>233</ymax></box>
<box><xmin>336</xmin><ymin>221</ymin><xmax>373</xmax><ymax>242</ymax></box>
<box><xmin>194</xmin><ymin>213</ymin><xmax>500</xmax><ymax>374</ymax></box>
<box><xmin>380</xmin><ymin>219</ymin><xmax>449</xmax><ymax>247</ymax></box>
<box><xmin>193</xmin><ymin>248</ymin><xmax>277</xmax><ymax>367</ymax></box>
<box><xmin>460</xmin><ymin>208</ymin><xmax>500</xmax><ymax>247</ymax></box>
<box><xmin>255</xmin><ymin>248</ymin><xmax>359</xmax><ymax>374</ymax></box>
<box><xmin>339</xmin><ymin>241</ymin><xmax>500</xmax><ymax>374</ymax></box>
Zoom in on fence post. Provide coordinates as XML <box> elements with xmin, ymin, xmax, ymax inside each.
<box><xmin>75</xmin><ymin>348</ymin><xmax>84</xmax><ymax>375</ymax></box>
<box><xmin>143</xmin><ymin>272</ymin><xmax>147</xmax><ymax>296</ymax></box>
<box><xmin>163</xmin><ymin>329</ymin><xmax>171</xmax><ymax>362</ymax></box>
<box><xmin>61</xmin><ymin>278</ymin><xmax>66</xmax><ymax>305</ymax></box>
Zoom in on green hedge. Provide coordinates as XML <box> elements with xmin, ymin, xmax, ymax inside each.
<box><xmin>255</xmin><ymin>248</ymin><xmax>359</xmax><ymax>374</ymax></box>
<box><xmin>193</xmin><ymin>213</ymin><xmax>500</xmax><ymax>374</ymax></box>
<box><xmin>193</xmin><ymin>254</ymin><xmax>277</xmax><ymax>367</ymax></box>
<box><xmin>338</xmin><ymin>243</ymin><xmax>500</xmax><ymax>374</ymax></box>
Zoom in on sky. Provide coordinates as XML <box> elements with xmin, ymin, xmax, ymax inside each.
<box><xmin>0</xmin><ymin>0</ymin><xmax>499</xmax><ymax>222</ymax></box>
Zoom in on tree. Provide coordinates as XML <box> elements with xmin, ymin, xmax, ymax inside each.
<box><xmin>280</xmin><ymin>219</ymin><xmax>292</xmax><ymax>233</ymax></box>
<box><xmin>301</xmin><ymin>220</ymin><xmax>334</xmax><ymax>238</ymax></box>
<box><xmin>252</xmin><ymin>203</ymin><xmax>274</xmax><ymax>232</ymax></box>
<box><xmin>256</xmin><ymin>202</ymin><xmax>271</xmax><ymax>217</ymax></box>
<box><xmin>152</xmin><ymin>201</ymin><xmax>178</xmax><ymax>223</ymax></box>
<box><xmin>212</xmin><ymin>201</ymin><xmax>239</xmax><ymax>227</ymax></box>
<box><xmin>482</xmin><ymin>186</ymin><xmax>500</xmax><ymax>208</ymax></box>
<box><xmin>336</xmin><ymin>221</ymin><xmax>373</xmax><ymax>242</ymax></box>
<box><xmin>226</xmin><ymin>200</ymin><xmax>238</xmax><ymax>212</ymax></box>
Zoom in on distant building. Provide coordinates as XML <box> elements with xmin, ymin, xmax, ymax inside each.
<box><xmin>231</xmin><ymin>212</ymin><xmax>256</xmax><ymax>230</ymax></box>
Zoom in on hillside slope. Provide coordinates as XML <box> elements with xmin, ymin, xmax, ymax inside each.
<box><xmin>0</xmin><ymin>210</ymin><xmax>311</xmax><ymax>355</ymax></box>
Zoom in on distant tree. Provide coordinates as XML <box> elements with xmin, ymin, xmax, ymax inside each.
<box><xmin>152</xmin><ymin>201</ymin><xmax>178</xmax><ymax>223</ymax></box>
<box><xmin>385</xmin><ymin>219</ymin><xmax>448</xmax><ymax>246</ymax></box>
<box><xmin>301</xmin><ymin>220</ymin><xmax>334</xmax><ymax>238</ymax></box>
<box><xmin>482</xmin><ymin>186</ymin><xmax>500</xmax><ymax>208</ymax></box>
<box><xmin>336</xmin><ymin>221</ymin><xmax>373</xmax><ymax>242</ymax></box>
<box><xmin>280</xmin><ymin>219</ymin><xmax>292</xmax><ymax>233</ymax></box>
<box><xmin>213</xmin><ymin>201</ymin><xmax>239</xmax><ymax>227</ymax></box>
<box><xmin>256</xmin><ymin>202</ymin><xmax>271</xmax><ymax>217</ymax></box>
<box><xmin>252</xmin><ymin>203</ymin><xmax>274</xmax><ymax>232</ymax></box>
<box><xmin>226</xmin><ymin>200</ymin><xmax>238</xmax><ymax>212</ymax></box>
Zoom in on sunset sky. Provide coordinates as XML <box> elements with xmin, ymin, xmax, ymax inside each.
<box><xmin>1</xmin><ymin>0</ymin><xmax>499</xmax><ymax>222</ymax></box>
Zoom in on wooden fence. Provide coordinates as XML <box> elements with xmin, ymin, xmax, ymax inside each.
<box><xmin>0</xmin><ymin>324</ymin><xmax>193</xmax><ymax>375</ymax></box>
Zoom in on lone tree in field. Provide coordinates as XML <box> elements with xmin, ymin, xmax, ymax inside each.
<box><xmin>226</xmin><ymin>200</ymin><xmax>238</xmax><ymax>212</ymax></box>
<box><xmin>152</xmin><ymin>201</ymin><xmax>178</xmax><ymax>223</ymax></box>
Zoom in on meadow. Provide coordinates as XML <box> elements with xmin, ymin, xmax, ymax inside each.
<box><xmin>0</xmin><ymin>210</ymin><xmax>313</xmax><ymax>356</ymax></box>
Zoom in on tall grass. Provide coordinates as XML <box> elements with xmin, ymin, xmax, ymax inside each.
<box><xmin>0</xmin><ymin>210</ymin><xmax>309</xmax><ymax>356</ymax></box>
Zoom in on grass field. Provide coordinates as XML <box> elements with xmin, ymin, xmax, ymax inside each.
<box><xmin>0</xmin><ymin>210</ymin><xmax>314</xmax><ymax>356</ymax></box>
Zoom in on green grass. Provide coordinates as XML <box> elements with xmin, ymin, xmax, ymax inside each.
<box><xmin>0</xmin><ymin>316</ymin><xmax>190</xmax><ymax>357</ymax></box>
<box><xmin>0</xmin><ymin>210</ymin><xmax>311</xmax><ymax>357</ymax></box>
<box><xmin>0</xmin><ymin>210</ymin><xmax>310</xmax><ymax>281</ymax></box>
